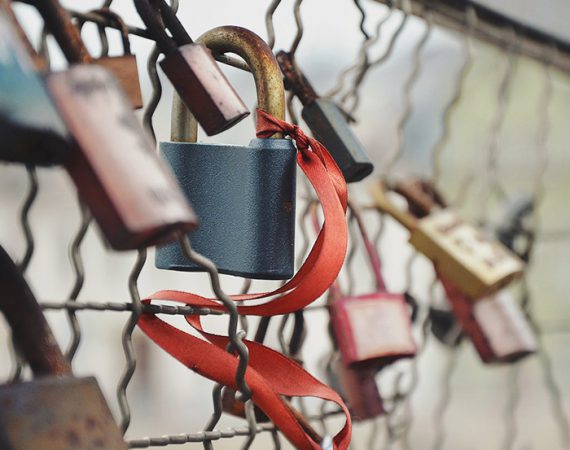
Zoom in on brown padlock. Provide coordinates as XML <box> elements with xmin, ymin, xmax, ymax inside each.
<box><xmin>27</xmin><ymin>0</ymin><xmax>197</xmax><ymax>249</ymax></box>
<box><xmin>0</xmin><ymin>246</ymin><xmax>128</xmax><ymax>450</ymax></box>
<box><xmin>439</xmin><ymin>275</ymin><xmax>537</xmax><ymax>363</ymax></box>
<box><xmin>322</xmin><ymin>203</ymin><xmax>416</xmax><ymax>369</ymax></box>
<box><xmin>134</xmin><ymin>0</ymin><xmax>249</xmax><ymax>135</ymax></box>
<box><xmin>78</xmin><ymin>8</ymin><xmax>143</xmax><ymax>109</ymax></box>
<box><xmin>370</xmin><ymin>180</ymin><xmax>524</xmax><ymax>299</ymax></box>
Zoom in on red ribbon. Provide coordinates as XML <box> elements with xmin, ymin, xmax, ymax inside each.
<box><xmin>138</xmin><ymin>110</ymin><xmax>351</xmax><ymax>449</ymax></box>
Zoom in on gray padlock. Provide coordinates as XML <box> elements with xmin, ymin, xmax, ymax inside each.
<box><xmin>156</xmin><ymin>26</ymin><xmax>296</xmax><ymax>280</ymax></box>
<box><xmin>277</xmin><ymin>51</ymin><xmax>373</xmax><ymax>183</ymax></box>
<box><xmin>0</xmin><ymin>246</ymin><xmax>128</xmax><ymax>450</ymax></box>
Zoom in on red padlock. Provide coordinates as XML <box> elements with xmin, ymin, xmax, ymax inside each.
<box><xmin>329</xmin><ymin>204</ymin><xmax>416</xmax><ymax>369</ymax></box>
<box><xmin>439</xmin><ymin>276</ymin><xmax>537</xmax><ymax>363</ymax></box>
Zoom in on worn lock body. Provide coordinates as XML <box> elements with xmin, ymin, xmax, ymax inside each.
<box><xmin>0</xmin><ymin>5</ymin><xmax>70</xmax><ymax>165</ymax></box>
<box><xmin>157</xmin><ymin>138</ymin><xmax>296</xmax><ymax>278</ymax></box>
<box><xmin>441</xmin><ymin>277</ymin><xmax>537</xmax><ymax>363</ymax></box>
<box><xmin>160</xmin><ymin>44</ymin><xmax>249</xmax><ymax>135</ymax></box>
<box><xmin>302</xmin><ymin>98</ymin><xmax>373</xmax><ymax>182</ymax></box>
<box><xmin>331</xmin><ymin>292</ymin><xmax>416</xmax><ymax>368</ymax></box>
<box><xmin>277</xmin><ymin>51</ymin><xmax>373</xmax><ymax>183</ymax></box>
<box><xmin>156</xmin><ymin>26</ymin><xmax>296</xmax><ymax>279</ymax></box>
<box><xmin>97</xmin><ymin>53</ymin><xmax>143</xmax><ymax>108</ymax></box>
<box><xmin>331</xmin><ymin>357</ymin><xmax>384</xmax><ymax>421</ymax></box>
<box><xmin>413</xmin><ymin>209</ymin><xmax>524</xmax><ymax>299</ymax></box>
<box><xmin>46</xmin><ymin>65</ymin><xmax>197</xmax><ymax>249</ymax></box>
<box><xmin>0</xmin><ymin>246</ymin><xmax>127</xmax><ymax>450</ymax></box>
<box><xmin>134</xmin><ymin>0</ymin><xmax>248</xmax><ymax>135</ymax></box>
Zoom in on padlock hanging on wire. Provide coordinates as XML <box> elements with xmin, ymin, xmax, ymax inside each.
<box><xmin>0</xmin><ymin>0</ymin><xmax>71</xmax><ymax>166</ymax></box>
<box><xmin>156</xmin><ymin>26</ymin><xmax>297</xmax><ymax>280</ymax></box>
<box><xmin>23</xmin><ymin>0</ymin><xmax>197</xmax><ymax>250</ymax></box>
<box><xmin>277</xmin><ymin>51</ymin><xmax>374</xmax><ymax>183</ymax></box>
<box><xmin>370</xmin><ymin>180</ymin><xmax>524</xmax><ymax>299</ymax></box>
<box><xmin>328</xmin><ymin>203</ymin><xmax>416</xmax><ymax>369</ymax></box>
<box><xmin>134</xmin><ymin>0</ymin><xmax>249</xmax><ymax>135</ymax></box>
<box><xmin>0</xmin><ymin>246</ymin><xmax>128</xmax><ymax>450</ymax></box>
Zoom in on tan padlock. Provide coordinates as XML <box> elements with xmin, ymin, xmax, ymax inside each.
<box><xmin>370</xmin><ymin>180</ymin><xmax>524</xmax><ymax>299</ymax></box>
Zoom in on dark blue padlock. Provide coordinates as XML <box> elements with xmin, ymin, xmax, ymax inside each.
<box><xmin>156</xmin><ymin>26</ymin><xmax>297</xmax><ymax>280</ymax></box>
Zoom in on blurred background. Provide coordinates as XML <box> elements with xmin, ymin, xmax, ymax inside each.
<box><xmin>1</xmin><ymin>0</ymin><xmax>570</xmax><ymax>449</ymax></box>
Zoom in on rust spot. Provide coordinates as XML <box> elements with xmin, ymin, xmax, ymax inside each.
<box><xmin>66</xmin><ymin>430</ymin><xmax>81</xmax><ymax>446</ymax></box>
<box><xmin>86</xmin><ymin>417</ymin><xmax>98</xmax><ymax>430</ymax></box>
<box><xmin>283</xmin><ymin>201</ymin><xmax>293</xmax><ymax>213</ymax></box>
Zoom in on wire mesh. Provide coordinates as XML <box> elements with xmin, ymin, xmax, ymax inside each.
<box><xmin>1</xmin><ymin>1</ymin><xmax>570</xmax><ymax>449</ymax></box>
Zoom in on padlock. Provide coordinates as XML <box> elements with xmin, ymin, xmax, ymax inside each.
<box><xmin>0</xmin><ymin>246</ymin><xmax>128</xmax><ymax>450</ymax></box>
<box><xmin>329</xmin><ymin>204</ymin><xmax>416</xmax><ymax>369</ymax></box>
<box><xmin>30</xmin><ymin>0</ymin><xmax>197</xmax><ymax>249</ymax></box>
<box><xmin>439</xmin><ymin>275</ymin><xmax>537</xmax><ymax>363</ymax></box>
<box><xmin>80</xmin><ymin>8</ymin><xmax>143</xmax><ymax>109</ymax></box>
<box><xmin>156</xmin><ymin>26</ymin><xmax>297</xmax><ymax>279</ymax></box>
<box><xmin>371</xmin><ymin>180</ymin><xmax>524</xmax><ymax>299</ymax></box>
<box><xmin>0</xmin><ymin>0</ymin><xmax>70</xmax><ymax>165</ymax></box>
<box><xmin>276</xmin><ymin>50</ymin><xmax>373</xmax><ymax>183</ymax></box>
<box><xmin>134</xmin><ymin>0</ymin><xmax>248</xmax><ymax>135</ymax></box>
<box><xmin>330</xmin><ymin>355</ymin><xmax>384</xmax><ymax>421</ymax></box>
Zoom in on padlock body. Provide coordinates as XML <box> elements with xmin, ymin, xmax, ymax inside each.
<box><xmin>156</xmin><ymin>138</ymin><xmax>296</xmax><ymax>279</ymax></box>
<box><xmin>96</xmin><ymin>54</ymin><xmax>143</xmax><ymax>109</ymax></box>
<box><xmin>0</xmin><ymin>12</ymin><xmax>70</xmax><ymax>165</ymax></box>
<box><xmin>330</xmin><ymin>292</ymin><xmax>416</xmax><ymax>368</ymax></box>
<box><xmin>0</xmin><ymin>376</ymin><xmax>127</xmax><ymax>450</ymax></box>
<box><xmin>331</xmin><ymin>357</ymin><xmax>384</xmax><ymax>421</ymax></box>
<box><xmin>411</xmin><ymin>209</ymin><xmax>524</xmax><ymax>299</ymax></box>
<box><xmin>45</xmin><ymin>65</ymin><xmax>197</xmax><ymax>250</ymax></box>
<box><xmin>160</xmin><ymin>43</ymin><xmax>249</xmax><ymax>136</ymax></box>
<box><xmin>302</xmin><ymin>98</ymin><xmax>373</xmax><ymax>183</ymax></box>
<box><xmin>440</xmin><ymin>276</ymin><xmax>537</xmax><ymax>363</ymax></box>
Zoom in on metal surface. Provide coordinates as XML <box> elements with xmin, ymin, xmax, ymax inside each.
<box><xmin>156</xmin><ymin>138</ymin><xmax>297</xmax><ymax>279</ymax></box>
<box><xmin>371</xmin><ymin>0</ymin><xmax>570</xmax><ymax>74</ymax></box>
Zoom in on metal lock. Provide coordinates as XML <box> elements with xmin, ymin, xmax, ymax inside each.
<box><xmin>276</xmin><ymin>51</ymin><xmax>373</xmax><ymax>183</ymax></box>
<box><xmin>32</xmin><ymin>0</ymin><xmax>197</xmax><ymax>250</ymax></box>
<box><xmin>82</xmin><ymin>8</ymin><xmax>143</xmax><ymax>109</ymax></box>
<box><xmin>0</xmin><ymin>0</ymin><xmax>70</xmax><ymax>165</ymax></box>
<box><xmin>329</xmin><ymin>204</ymin><xmax>416</xmax><ymax>368</ymax></box>
<box><xmin>330</xmin><ymin>355</ymin><xmax>384</xmax><ymax>421</ymax></box>
<box><xmin>371</xmin><ymin>180</ymin><xmax>524</xmax><ymax>299</ymax></box>
<box><xmin>156</xmin><ymin>26</ymin><xmax>297</xmax><ymax>279</ymax></box>
<box><xmin>0</xmin><ymin>246</ymin><xmax>128</xmax><ymax>450</ymax></box>
<box><xmin>134</xmin><ymin>0</ymin><xmax>248</xmax><ymax>135</ymax></box>
<box><xmin>439</xmin><ymin>275</ymin><xmax>537</xmax><ymax>363</ymax></box>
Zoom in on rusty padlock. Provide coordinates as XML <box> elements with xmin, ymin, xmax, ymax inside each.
<box><xmin>134</xmin><ymin>0</ymin><xmax>248</xmax><ymax>135</ymax></box>
<box><xmin>0</xmin><ymin>0</ymin><xmax>70</xmax><ymax>165</ymax></box>
<box><xmin>370</xmin><ymin>179</ymin><xmax>524</xmax><ymax>299</ymax></box>
<box><xmin>80</xmin><ymin>8</ymin><xmax>143</xmax><ymax>109</ymax></box>
<box><xmin>328</xmin><ymin>354</ymin><xmax>384</xmax><ymax>421</ymax></box>
<box><xmin>0</xmin><ymin>246</ymin><xmax>128</xmax><ymax>450</ymax></box>
<box><xmin>156</xmin><ymin>26</ymin><xmax>296</xmax><ymax>279</ymax></box>
<box><xmin>328</xmin><ymin>203</ymin><xmax>416</xmax><ymax>369</ymax></box>
<box><xmin>439</xmin><ymin>275</ymin><xmax>537</xmax><ymax>363</ymax></box>
<box><xmin>277</xmin><ymin>51</ymin><xmax>373</xmax><ymax>183</ymax></box>
<box><xmin>29</xmin><ymin>0</ymin><xmax>197</xmax><ymax>249</ymax></box>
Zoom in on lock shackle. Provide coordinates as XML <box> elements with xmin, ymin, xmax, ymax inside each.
<box><xmin>134</xmin><ymin>0</ymin><xmax>189</xmax><ymax>55</ymax></box>
<box><xmin>171</xmin><ymin>26</ymin><xmax>285</xmax><ymax>142</ymax></box>
<box><xmin>370</xmin><ymin>182</ymin><xmax>417</xmax><ymax>231</ymax></box>
<box><xmin>0</xmin><ymin>246</ymin><xmax>71</xmax><ymax>377</ymax></box>
<box><xmin>24</xmin><ymin>0</ymin><xmax>92</xmax><ymax>64</ymax></box>
<box><xmin>92</xmin><ymin>8</ymin><xmax>133</xmax><ymax>56</ymax></box>
<box><xmin>392</xmin><ymin>178</ymin><xmax>447</xmax><ymax>218</ymax></box>
<box><xmin>349</xmin><ymin>201</ymin><xmax>387</xmax><ymax>292</ymax></box>
<box><xmin>276</xmin><ymin>50</ymin><xmax>318</xmax><ymax>106</ymax></box>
